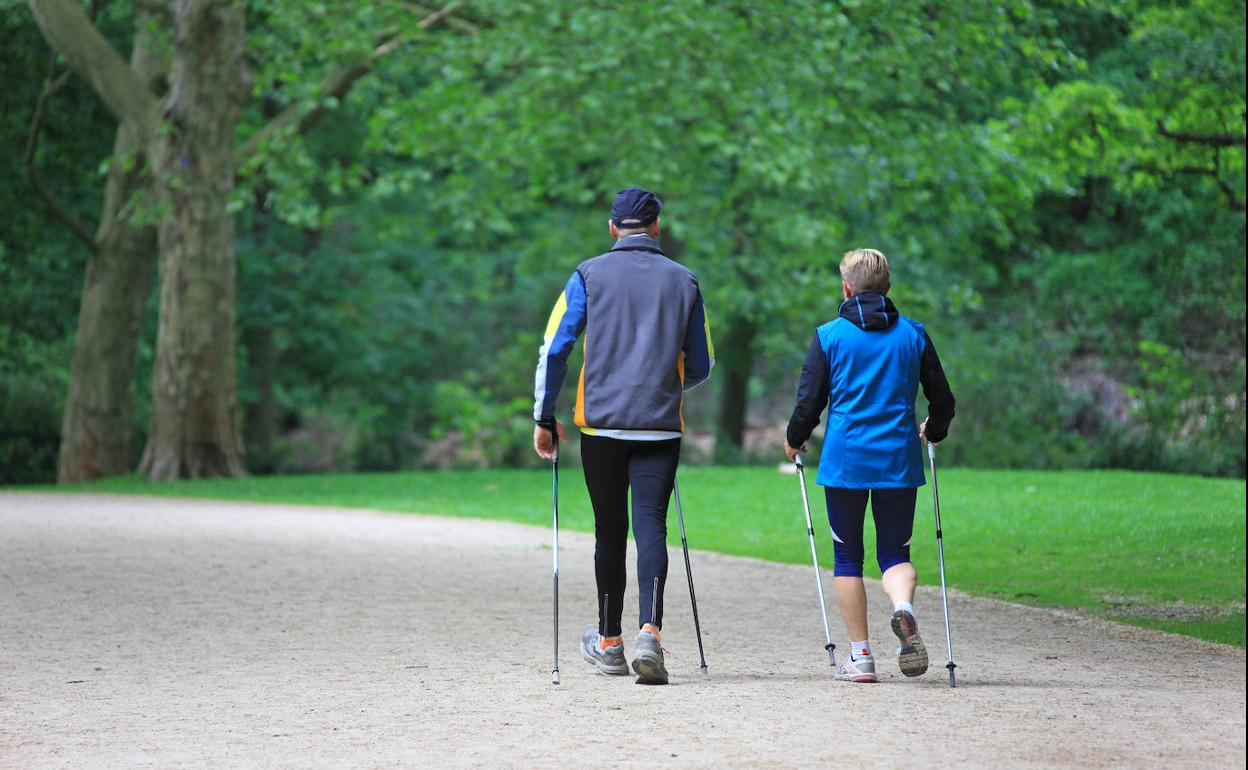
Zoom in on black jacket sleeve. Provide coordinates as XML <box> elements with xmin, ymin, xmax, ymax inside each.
<box><xmin>919</xmin><ymin>332</ymin><xmax>955</xmax><ymax>442</ymax></box>
<box><xmin>786</xmin><ymin>332</ymin><xmax>830</xmax><ymax>448</ymax></box>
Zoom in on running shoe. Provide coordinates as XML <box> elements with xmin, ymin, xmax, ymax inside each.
<box><xmin>580</xmin><ymin>625</ymin><xmax>629</xmax><ymax>675</ymax></box>
<box><xmin>631</xmin><ymin>624</ymin><xmax>668</xmax><ymax>685</ymax></box>
<box><xmin>835</xmin><ymin>654</ymin><xmax>878</xmax><ymax>683</ymax></box>
<box><xmin>891</xmin><ymin>609</ymin><xmax>930</xmax><ymax>677</ymax></box>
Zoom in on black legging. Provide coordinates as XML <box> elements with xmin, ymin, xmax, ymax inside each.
<box><xmin>580</xmin><ymin>434</ymin><xmax>680</xmax><ymax>637</ymax></box>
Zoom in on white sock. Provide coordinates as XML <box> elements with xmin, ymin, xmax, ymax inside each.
<box><xmin>894</xmin><ymin>601</ymin><xmax>915</xmax><ymax>617</ymax></box>
<box><xmin>851</xmin><ymin>640</ymin><xmax>872</xmax><ymax>659</ymax></box>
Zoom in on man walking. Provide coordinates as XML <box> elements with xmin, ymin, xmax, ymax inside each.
<box><xmin>532</xmin><ymin>187</ymin><xmax>714</xmax><ymax>685</ymax></box>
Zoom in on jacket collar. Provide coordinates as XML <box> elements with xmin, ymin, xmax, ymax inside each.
<box><xmin>609</xmin><ymin>234</ymin><xmax>666</xmax><ymax>256</ymax></box>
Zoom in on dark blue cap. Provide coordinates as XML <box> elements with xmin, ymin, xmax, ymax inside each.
<box><xmin>611</xmin><ymin>187</ymin><xmax>662</xmax><ymax>228</ymax></box>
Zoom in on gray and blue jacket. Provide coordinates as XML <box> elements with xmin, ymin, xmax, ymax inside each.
<box><xmin>786</xmin><ymin>292</ymin><xmax>955</xmax><ymax>488</ymax></box>
<box><xmin>533</xmin><ymin>234</ymin><xmax>715</xmax><ymax>439</ymax></box>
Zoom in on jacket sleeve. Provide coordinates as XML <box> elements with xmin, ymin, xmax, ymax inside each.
<box><xmin>919</xmin><ymin>332</ymin><xmax>955</xmax><ymax>442</ymax></box>
<box><xmin>533</xmin><ymin>272</ymin><xmax>588</xmax><ymax>429</ymax></box>
<box><xmin>786</xmin><ymin>331</ymin><xmax>830</xmax><ymax>448</ymax></box>
<box><xmin>681</xmin><ymin>288</ymin><xmax>715</xmax><ymax>391</ymax></box>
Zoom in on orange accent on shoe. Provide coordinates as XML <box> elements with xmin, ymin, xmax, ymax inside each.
<box><xmin>599</xmin><ymin>635</ymin><xmax>623</xmax><ymax>652</ymax></box>
<box><xmin>641</xmin><ymin>623</ymin><xmax>661</xmax><ymax>642</ymax></box>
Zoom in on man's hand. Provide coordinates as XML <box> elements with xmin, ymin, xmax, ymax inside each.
<box><xmin>919</xmin><ymin>419</ymin><xmax>940</xmax><ymax>446</ymax></box>
<box><xmin>784</xmin><ymin>439</ymin><xmax>806</xmax><ymax>462</ymax></box>
<box><xmin>534</xmin><ymin>420</ymin><xmax>568</xmax><ymax>460</ymax></box>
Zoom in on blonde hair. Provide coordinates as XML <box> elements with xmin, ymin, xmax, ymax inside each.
<box><xmin>839</xmin><ymin>248</ymin><xmax>890</xmax><ymax>293</ymax></box>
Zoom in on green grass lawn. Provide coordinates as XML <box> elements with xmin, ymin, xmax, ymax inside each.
<box><xmin>41</xmin><ymin>466</ymin><xmax>1247</xmax><ymax>646</ymax></box>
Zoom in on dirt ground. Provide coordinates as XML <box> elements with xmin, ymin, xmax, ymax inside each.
<box><xmin>1</xmin><ymin>493</ymin><xmax>1244</xmax><ymax>769</ymax></box>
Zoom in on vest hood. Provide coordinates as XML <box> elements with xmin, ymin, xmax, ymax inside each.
<box><xmin>837</xmin><ymin>292</ymin><xmax>899</xmax><ymax>331</ymax></box>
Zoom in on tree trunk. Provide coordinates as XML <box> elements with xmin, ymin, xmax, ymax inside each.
<box><xmin>57</xmin><ymin>23</ymin><xmax>164</xmax><ymax>484</ymax></box>
<box><xmin>138</xmin><ymin>0</ymin><xmax>249</xmax><ymax>480</ymax></box>
<box><xmin>714</xmin><ymin>314</ymin><xmax>756</xmax><ymax>463</ymax></box>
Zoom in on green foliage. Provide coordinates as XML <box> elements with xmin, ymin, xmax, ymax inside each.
<box><xmin>363</xmin><ymin>0</ymin><xmax>1241</xmax><ymax>476</ymax></box>
<box><xmin>1105</xmin><ymin>340</ymin><xmax>1247</xmax><ymax>477</ymax></box>
<box><xmin>0</xmin><ymin>0</ymin><xmax>1243</xmax><ymax>481</ymax></box>
<box><xmin>234</xmin><ymin>177</ymin><xmax>559</xmax><ymax>472</ymax></box>
<box><xmin>0</xmin><ymin>328</ymin><xmax>69</xmax><ymax>483</ymax></box>
<box><xmin>933</xmin><ymin>0</ymin><xmax>1247</xmax><ymax>476</ymax></box>
<box><xmin>56</xmin><ymin>466</ymin><xmax>1248</xmax><ymax>646</ymax></box>
<box><xmin>387</xmin><ymin>0</ymin><xmax>1072</xmax><ymax>313</ymax></box>
<box><xmin>931</xmin><ymin>320</ymin><xmax>1097</xmax><ymax>470</ymax></box>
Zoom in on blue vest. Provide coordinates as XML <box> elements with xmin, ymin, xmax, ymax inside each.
<box><xmin>815</xmin><ymin>315</ymin><xmax>927</xmax><ymax>489</ymax></box>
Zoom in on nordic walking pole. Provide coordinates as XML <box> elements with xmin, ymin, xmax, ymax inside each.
<box><xmin>926</xmin><ymin>441</ymin><xmax>957</xmax><ymax>688</ymax></box>
<box><xmin>794</xmin><ymin>452</ymin><xmax>836</xmax><ymax>666</ymax></box>
<box><xmin>550</xmin><ymin>455</ymin><xmax>561</xmax><ymax>685</ymax></box>
<box><xmin>672</xmin><ymin>478</ymin><xmax>710</xmax><ymax>679</ymax></box>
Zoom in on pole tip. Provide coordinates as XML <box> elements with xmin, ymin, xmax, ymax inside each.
<box><xmin>551</xmin><ymin>671</ymin><xmax>560</xmax><ymax>685</ymax></box>
<box><xmin>699</xmin><ymin>666</ymin><xmax>710</xmax><ymax>680</ymax></box>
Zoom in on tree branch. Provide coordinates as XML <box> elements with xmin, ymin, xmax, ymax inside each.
<box><xmin>1210</xmin><ymin>146</ymin><xmax>1245</xmax><ymax>212</ymax></box>
<box><xmin>25</xmin><ymin>59</ymin><xmax>98</xmax><ymax>251</ymax></box>
<box><xmin>405</xmin><ymin>2</ymin><xmax>481</xmax><ymax>35</ymax></box>
<box><xmin>239</xmin><ymin>2</ymin><xmax>466</xmax><ymax>163</ymax></box>
<box><xmin>26</xmin><ymin>0</ymin><xmax>160</xmax><ymax>148</ymax></box>
<box><xmin>1137</xmin><ymin>160</ymin><xmax>1245</xmax><ymax>211</ymax></box>
<box><xmin>1156</xmin><ymin>120</ymin><xmax>1246</xmax><ymax>147</ymax></box>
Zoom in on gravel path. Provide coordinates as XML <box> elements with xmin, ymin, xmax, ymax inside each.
<box><xmin>1</xmin><ymin>493</ymin><xmax>1243</xmax><ymax>769</ymax></box>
